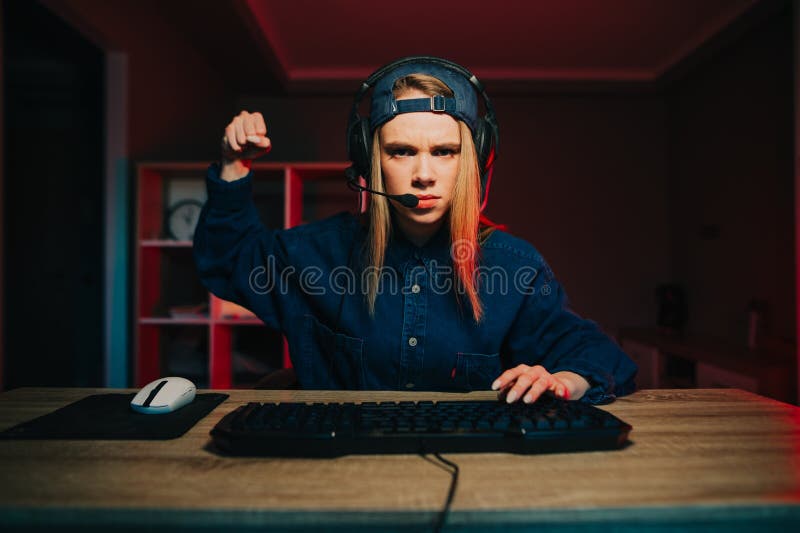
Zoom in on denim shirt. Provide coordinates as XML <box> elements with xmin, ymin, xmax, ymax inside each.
<box><xmin>194</xmin><ymin>163</ymin><xmax>638</xmax><ymax>404</ymax></box>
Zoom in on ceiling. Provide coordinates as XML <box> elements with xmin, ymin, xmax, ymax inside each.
<box><xmin>42</xmin><ymin>0</ymin><xmax>781</xmax><ymax>95</ymax></box>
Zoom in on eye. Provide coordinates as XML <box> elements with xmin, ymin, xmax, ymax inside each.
<box><xmin>388</xmin><ymin>148</ymin><xmax>414</xmax><ymax>157</ymax></box>
<box><xmin>433</xmin><ymin>148</ymin><xmax>458</xmax><ymax>157</ymax></box>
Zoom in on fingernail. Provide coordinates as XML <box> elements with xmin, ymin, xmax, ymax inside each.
<box><xmin>246</xmin><ymin>135</ymin><xmax>261</xmax><ymax>143</ymax></box>
<box><xmin>506</xmin><ymin>391</ymin><xmax>517</xmax><ymax>403</ymax></box>
<box><xmin>491</xmin><ymin>380</ymin><xmax>500</xmax><ymax>391</ymax></box>
<box><xmin>523</xmin><ymin>394</ymin><xmax>532</xmax><ymax>403</ymax></box>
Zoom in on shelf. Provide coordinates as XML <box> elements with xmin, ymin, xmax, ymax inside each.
<box><xmin>139</xmin><ymin>246</ymin><xmax>207</xmax><ymax>320</ymax></box>
<box><xmin>135</xmin><ymin>161</ymin><xmax>352</xmax><ymax>388</ymax></box>
<box><xmin>141</xmin><ymin>240</ymin><xmax>193</xmax><ymax>248</ymax></box>
<box><xmin>214</xmin><ymin>319</ymin><xmax>264</xmax><ymax>326</ymax></box>
<box><xmin>139</xmin><ymin>317</ymin><xmax>210</xmax><ymax>325</ymax></box>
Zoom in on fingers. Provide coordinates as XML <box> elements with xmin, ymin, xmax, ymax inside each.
<box><xmin>244</xmin><ymin>112</ymin><xmax>269</xmax><ymax>147</ymax></box>
<box><xmin>251</xmin><ymin>111</ymin><xmax>267</xmax><ymax>136</ymax></box>
<box><xmin>492</xmin><ymin>364</ymin><xmax>568</xmax><ymax>404</ymax></box>
<box><xmin>234</xmin><ymin>115</ymin><xmax>247</xmax><ymax>147</ymax></box>
<box><xmin>513</xmin><ymin>366</ymin><xmax>549</xmax><ymax>403</ymax></box>
<box><xmin>557</xmin><ymin>384</ymin><xmax>570</xmax><ymax>400</ymax></box>
<box><xmin>492</xmin><ymin>364</ymin><xmax>546</xmax><ymax>392</ymax></box>
<box><xmin>223</xmin><ymin>111</ymin><xmax>271</xmax><ymax>159</ymax></box>
<box><xmin>547</xmin><ymin>380</ymin><xmax>570</xmax><ymax>400</ymax></box>
<box><xmin>522</xmin><ymin>374</ymin><xmax>552</xmax><ymax>404</ymax></box>
<box><xmin>224</xmin><ymin>124</ymin><xmax>240</xmax><ymax>152</ymax></box>
<box><xmin>491</xmin><ymin>364</ymin><xmax>529</xmax><ymax>391</ymax></box>
<box><xmin>505</xmin><ymin>372</ymin><xmax>535</xmax><ymax>403</ymax></box>
<box><xmin>255</xmin><ymin>136</ymin><xmax>272</xmax><ymax>151</ymax></box>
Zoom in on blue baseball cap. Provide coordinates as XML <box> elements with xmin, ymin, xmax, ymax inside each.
<box><xmin>368</xmin><ymin>60</ymin><xmax>479</xmax><ymax>134</ymax></box>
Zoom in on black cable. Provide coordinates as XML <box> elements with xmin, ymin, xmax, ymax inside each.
<box><xmin>423</xmin><ymin>452</ymin><xmax>459</xmax><ymax>533</ymax></box>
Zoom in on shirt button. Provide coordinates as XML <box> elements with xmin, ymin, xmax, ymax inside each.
<box><xmin>408</xmin><ymin>337</ymin><xmax>417</xmax><ymax>347</ymax></box>
<box><xmin>411</xmin><ymin>284</ymin><xmax>420</xmax><ymax>293</ymax></box>
<box><xmin>405</xmin><ymin>383</ymin><xmax>415</xmax><ymax>389</ymax></box>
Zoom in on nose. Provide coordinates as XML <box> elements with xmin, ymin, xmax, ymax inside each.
<box><xmin>412</xmin><ymin>153</ymin><xmax>435</xmax><ymax>187</ymax></box>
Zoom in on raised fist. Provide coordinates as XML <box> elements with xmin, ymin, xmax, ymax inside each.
<box><xmin>221</xmin><ymin>110</ymin><xmax>272</xmax><ymax>162</ymax></box>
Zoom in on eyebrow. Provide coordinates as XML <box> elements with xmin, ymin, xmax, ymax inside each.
<box><xmin>382</xmin><ymin>142</ymin><xmax>461</xmax><ymax>151</ymax></box>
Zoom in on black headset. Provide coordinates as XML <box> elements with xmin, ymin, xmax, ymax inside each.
<box><xmin>345</xmin><ymin>56</ymin><xmax>499</xmax><ymax>209</ymax></box>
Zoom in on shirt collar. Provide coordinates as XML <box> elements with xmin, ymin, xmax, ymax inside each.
<box><xmin>386</xmin><ymin>208</ymin><xmax>452</xmax><ymax>266</ymax></box>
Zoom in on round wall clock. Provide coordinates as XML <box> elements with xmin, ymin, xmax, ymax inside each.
<box><xmin>166</xmin><ymin>199</ymin><xmax>204</xmax><ymax>241</ymax></box>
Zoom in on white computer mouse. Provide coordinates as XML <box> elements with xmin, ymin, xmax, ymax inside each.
<box><xmin>131</xmin><ymin>377</ymin><xmax>196</xmax><ymax>414</ymax></box>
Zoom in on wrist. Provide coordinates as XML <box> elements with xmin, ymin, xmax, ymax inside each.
<box><xmin>553</xmin><ymin>371</ymin><xmax>591</xmax><ymax>400</ymax></box>
<box><xmin>220</xmin><ymin>159</ymin><xmax>251</xmax><ymax>182</ymax></box>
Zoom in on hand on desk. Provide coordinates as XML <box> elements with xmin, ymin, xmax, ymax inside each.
<box><xmin>492</xmin><ymin>365</ymin><xmax>591</xmax><ymax>403</ymax></box>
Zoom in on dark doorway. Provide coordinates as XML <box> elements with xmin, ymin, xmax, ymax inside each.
<box><xmin>3</xmin><ymin>0</ymin><xmax>104</xmax><ymax>387</ymax></box>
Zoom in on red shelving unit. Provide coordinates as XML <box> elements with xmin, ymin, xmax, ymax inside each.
<box><xmin>135</xmin><ymin>161</ymin><xmax>364</xmax><ymax>388</ymax></box>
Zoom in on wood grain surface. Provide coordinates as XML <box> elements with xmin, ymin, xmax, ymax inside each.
<box><xmin>0</xmin><ymin>387</ymin><xmax>798</xmax><ymax>530</ymax></box>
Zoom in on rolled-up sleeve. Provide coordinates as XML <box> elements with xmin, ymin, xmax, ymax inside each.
<box><xmin>502</xmin><ymin>258</ymin><xmax>638</xmax><ymax>404</ymax></box>
<box><xmin>192</xmin><ymin>162</ymin><xmax>285</xmax><ymax>330</ymax></box>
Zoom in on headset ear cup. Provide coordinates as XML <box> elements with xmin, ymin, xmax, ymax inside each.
<box><xmin>350</xmin><ymin>118</ymin><xmax>372</xmax><ymax>180</ymax></box>
<box><xmin>473</xmin><ymin>119</ymin><xmax>491</xmax><ymax>172</ymax></box>
<box><xmin>473</xmin><ymin>119</ymin><xmax>491</xmax><ymax>197</ymax></box>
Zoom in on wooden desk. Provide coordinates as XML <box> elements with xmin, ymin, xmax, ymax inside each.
<box><xmin>0</xmin><ymin>388</ymin><xmax>799</xmax><ymax>531</ymax></box>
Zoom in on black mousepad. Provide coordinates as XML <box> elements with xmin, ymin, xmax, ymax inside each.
<box><xmin>0</xmin><ymin>393</ymin><xmax>228</xmax><ymax>440</ymax></box>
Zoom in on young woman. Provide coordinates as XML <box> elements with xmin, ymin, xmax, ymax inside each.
<box><xmin>193</xmin><ymin>57</ymin><xmax>637</xmax><ymax>404</ymax></box>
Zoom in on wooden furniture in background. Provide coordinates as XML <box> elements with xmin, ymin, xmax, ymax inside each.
<box><xmin>135</xmin><ymin>162</ymin><xmax>362</xmax><ymax>389</ymax></box>
<box><xmin>619</xmin><ymin>327</ymin><xmax>796</xmax><ymax>404</ymax></box>
<box><xmin>0</xmin><ymin>387</ymin><xmax>799</xmax><ymax>530</ymax></box>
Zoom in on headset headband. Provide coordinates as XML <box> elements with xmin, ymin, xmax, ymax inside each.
<box><xmin>346</xmin><ymin>56</ymin><xmax>499</xmax><ymax>210</ymax></box>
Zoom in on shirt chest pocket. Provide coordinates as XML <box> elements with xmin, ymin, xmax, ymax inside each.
<box><xmin>452</xmin><ymin>352</ymin><xmax>502</xmax><ymax>391</ymax></box>
<box><xmin>298</xmin><ymin>314</ymin><xmax>365</xmax><ymax>389</ymax></box>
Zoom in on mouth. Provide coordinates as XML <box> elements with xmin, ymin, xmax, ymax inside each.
<box><xmin>413</xmin><ymin>195</ymin><xmax>440</xmax><ymax>209</ymax></box>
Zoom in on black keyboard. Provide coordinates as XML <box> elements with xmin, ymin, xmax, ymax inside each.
<box><xmin>210</xmin><ymin>395</ymin><xmax>632</xmax><ymax>457</ymax></box>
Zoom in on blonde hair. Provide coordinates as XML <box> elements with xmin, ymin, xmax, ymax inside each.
<box><xmin>362</xmin><ymin>73</ymin><xmax>495</xmax><ymax>323</ymax></box>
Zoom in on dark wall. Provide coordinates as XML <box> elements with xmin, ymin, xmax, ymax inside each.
<box><xmin>2</xmin><ymin>0</ymin><xmax>104</xmax><ymax>387</ymax></box>
<box><xmin>489</xmin><ymin>94</ymin><xmax>670</xmax><ymax>333</ymax></box>
<box><xmin>666</xmin><ymin>7</ymin><xmax>794</xmax><ymax>345</ymax></box>
<box><xmin>39</xmin><ymin>0</ymin><xmax>236</xmax><ymax>162</ymax></box>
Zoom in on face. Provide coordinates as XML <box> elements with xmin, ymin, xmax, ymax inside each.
<box><xmin>379</xmin><ymin>90</ymin><xmax>461</xmax><ymax>243</ymax></box>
